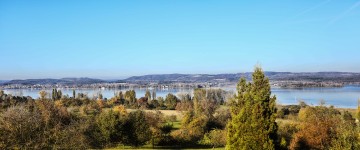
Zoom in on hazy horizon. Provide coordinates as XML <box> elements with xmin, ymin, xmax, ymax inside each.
<box><xmin>1</xmin><ymin>1</ymin><xmax>360</xmax><ymax>80</ymax></box>
<box><xmin>1</xmin><ymin>70</ymin><xmax>360</xmax><ymax>81</ymax></box>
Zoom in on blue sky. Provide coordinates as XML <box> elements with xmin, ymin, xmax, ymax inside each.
<box><xmin>1</xmin><ymin>0</ymin><xmax>360</xmax><ymax>80</ymax></box>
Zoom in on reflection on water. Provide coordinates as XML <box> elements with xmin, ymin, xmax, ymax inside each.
<box><xmin>3</xmin><ymin>86</ymin><xmax>360</xmax><ymax>108</ymax></box>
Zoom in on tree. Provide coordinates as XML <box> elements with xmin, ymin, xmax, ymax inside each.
<box><xmin>0</xmin><ymin>102</ymin><xmax>89</xmax><ymax>149</ymax></box>
<box><xmin>52</xmin><ymin>89</ymin><xmax>56</xmax><ymax>100</ymax></box>
<box><xmin>98</xmin><ymin>93</ymin><xmax>103</xmax><ymax>100</ymax></box>
<box><xmin>152</xmin><ymin>90</ymin><xmax>156</xmax><ymax>100</ymax></box>
<box><xmin>90</xmin><ymin>110</ymin><xmax>128</xmax><ymax>147</ymax></box>
<box><xmin>125</xmin><ymin>90</ymin><xmax>137</xmax><ymax>106</ymax></box>
<box><xmin>127</xmin><ymin>110</ymin><xmax>152</xmax><ymax>147</ymax></box>
<box><xmin>201</xmin><ymin>129</ymin><xmax>227</xmax><ymax>148</ymax></box>
<box><xmin>39</xmin><ymin>90</ymin><xmax>47</xmax><ymax>99</ymax></box>
<box><xmin>137</xmin><ymin>97</ymin><xmax>149</xmax><ymax>109</ymax></box>
<box><xmin>172</xmin><ymin>112</ymin><xmax>208</xmax><ymax>145</ymax></box>
<box><xmin>330</xmin><ymin>111</ymin><xmax>359</xmax><ymax>150</ymax></box>
<box><xmin>0</xmin><ymin>90</ymin><xmax>4</xmax><ymax>97</ymax></box>
<box><xmin>0</xmin><ymin>105</ymin><xmax>43</xmax><ymax>149</ymax></box>
<box><xmin>118</xmin><ymin>91</ymin><xmax>124</xmax><ymax>100</ymax></box>
<box><xmin>113</xmin><ymin>105</ymin><xmax>128</xmax><ymax>116</ymax></box>
<box><xmin>193</xmin><ymin>89</ymin><xmax>206</xmax><ymax>116</ymax></box>
<box><xmin>193</xmin><ymin>89</ymin><xmax>221</xmax><ymax>119</ymax></box>
<box><xmin>52</xmin><ymin>89</ymin><xmax>62</xmax><ymax>100</ymax></box>
<box><xmin>72</xmin><ymin>89</ymin><xmax>76</xmax><ymax>99</ymax></box>
<box><xmin>164</xmin><ymin>93</ymin><xmax>179</xmax><ymax>110</ymax></box>
<box><xmin>144</xmin><ymin>111</ymin><xmax>165</xmax><ymax>146</ymax></box>
<box><xmin>149</xmin><ymin>99</ymin><xmax>160</xmax><ymax>109</ymax></box>
<box><xmin>206</xmin><ymin>89</ymin><xmax>226</xmax><ymax>105</ymax></box>
<box><xmin>157</xmin><ymin>97</ymin><xmax>165</xmax><ymax>109</ymax></box>
<box><xmin>290</xmin><ymin>106</ymin><xmax>359</xmax><ymax>150</ymax></box>
<box><xmin>145</xmin><ymin>90</ymin><xmax>151</xmax><ymax>101</ymax></box>
<box><xmin>226</xmin><ymin>66</ymin><xmax>277</xmax><ymax>150</ymax></box>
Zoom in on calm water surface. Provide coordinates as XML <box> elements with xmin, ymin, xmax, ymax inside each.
<box><xmin>3</xmin><ymin>86</ymin><xmax>360</xmax><ymax>108</ymax></box>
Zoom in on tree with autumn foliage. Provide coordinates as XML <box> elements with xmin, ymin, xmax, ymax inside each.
<box><xmin>289</xmin><ymin>106</ymin><xmax>359</xmax><ymax>150</ymax></box>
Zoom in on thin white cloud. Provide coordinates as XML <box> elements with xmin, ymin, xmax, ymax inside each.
<box><xmin>294</xmin><ymin>0</ymin><xmax>332</xmax><ymax>18</ymax></box>
<box><xmin>329</xmin><ymin>0</ymin><xmax>360</xmax><ymax>24</ymax></box>
<box><xmin>281</xmin><ymin>17</ymin><xmax>332</xmax><ymax>26</ymax></box>
<box><xmin>282</xmin><ymin>0</ymin><xmax>332</xmax><ymax>26</ymax></box>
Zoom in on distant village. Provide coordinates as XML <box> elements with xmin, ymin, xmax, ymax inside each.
<box><xmin>1</xmin><ymin>80</ymin><xmax>358</xmax><ymax>90</ymax></box>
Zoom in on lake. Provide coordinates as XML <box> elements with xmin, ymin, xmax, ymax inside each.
<box><xmin>2</xmin><ymin>86</ymin><xmax>360</xmax><ymax>108</ymax></box>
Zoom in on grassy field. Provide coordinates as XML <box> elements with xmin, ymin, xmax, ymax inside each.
<box><xmin>170</xmin><ymin>121</ymin><xmax>182</xmax><ymax>129</ymax></box>
<box><xmin>107</xmin><ymin>144</ymin><xmax>225</xmax><ymax>150</ymax></box>
<box><xmin>336</xmin><ymin>108</ymin><xmax>357</xmax><ymax>116</ymax></box>
<box><xmin>126</xmin><ymin>109</ymin><xmax>184</xmax><ymax>120</ymax></box>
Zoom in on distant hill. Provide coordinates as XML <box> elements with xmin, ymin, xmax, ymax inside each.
<box><xmin>3</xmin><ymin>78</ymin><xmax>106</xmax><ymax>86</ymax></box>
<box><xmin>2</xmin><ymin>72</ymin><xmax>360</xmax><ymax>86</ymax></box>
<box><xmin>122</xmin><ymin>72</ymin><xmax>360</xmax><ymax>83</ymax></box>
<box><xmin>0</xmin><ymin>80</ymin><xmax>9</xmax><ymax>85</ymax></box>
<box><xmin>123</xmin><ymin>73</ymin><xmax>247</xmax><ymax>83</ymax></box>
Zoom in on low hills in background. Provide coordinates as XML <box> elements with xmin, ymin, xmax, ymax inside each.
<box><xmin>1</xmin><ymin>72</ymin><xmax>360</xmax><ymax>86</ymax></box>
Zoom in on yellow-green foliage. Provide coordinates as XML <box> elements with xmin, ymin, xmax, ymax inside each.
<box><xmin>0</xmin><ymin>101</ymin><xmax>89</xmax><ymax>149</ymax></box>
<box><xmin>113</xmin><ymin>105</ymin><xmax>128</xmax><ymax>116</ymax></box>
<box><xmin>277</xmin><ymin>121</ymin><xmax>299</xmax><ymax>149</ymax></box>
<box><xmin>290</xmin><ymin>106</ymin><xmax>359</xmax><ymax>150</ymax></box>
<box><xmin>127</xmin><ymin>110</ymin><xmax>152</xmax><ymax>147</ymax></box>
<box><xmin>357</xmin><ymin>100</ymin><xmax>360</xmax><ymax>120</ymax></box>
<box><xmin>201</xmin><ymin>129</ymin><xmax>227</xmax><ymax>147</ymax></box>
<box><xmin>172</xmin><ymin>111</ymin><xmax>208</xmax><ymax>145</ymax></box>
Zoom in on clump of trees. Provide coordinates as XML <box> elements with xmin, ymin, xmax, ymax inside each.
<box><xmin>170</xmin><ymin>88</ymin><xmax>229</xmax><ymax>147</ymax></box>
<box><xmin>0</xmin><ymin>100</ymin><xmax>88</xmax><ymax>149</ymax></box>
<box><xmin>87</xmin><ymin>109</ymin><xmax>151</xmax><ymax>148</ymax></box>
<box><xmin>164</xmin><ymin>93</ymin><xmax>179</xmax><ymax>110</ymax></box>
<box><xmin>0</xmin><ymin>98</ymin><xmax>153</xmax><ymax>149</ymax></box>
<box><xmin>277</xmin><ymin>104</ymin><xmax>304</xmax><ymax>119</ymax></box>
<box><xmin>289</xmin><ymin>106</ymin><xmax>359</xmax><ymax>150</ymax></box>
<box><xmin>51</xmin><ymin>88</ymin><xmax>62</xmax><ymax>100</ymax></box>
<box><xmin>0</xmin><ymin>90</ymin><xmax>33</xmax><ymax>111</ymax></box>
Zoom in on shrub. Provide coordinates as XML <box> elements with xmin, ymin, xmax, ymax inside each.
<box><xmin>290</xmin><ymin>106</ymin><xmax>359</xmax><ymax>150</ymax></box>
<box><xmin>0</xmin><ymin>102</ymin><xmax>89</xmax><ymax>149</ymax></box>
<box><xmin>201</xmin><ymin>129</ymin><xmax>227</xmax><ymax>148</ymax></box>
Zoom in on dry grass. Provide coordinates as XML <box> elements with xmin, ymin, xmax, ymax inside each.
<box><xmin>336</xmin><ymin>108</ymin><xmax>357</xmax><ymax>116</ymax></box>
<box><xmin>126</xmin><ymin>109</ymin><xmax>184</xmax><ymax>120</ymax></box>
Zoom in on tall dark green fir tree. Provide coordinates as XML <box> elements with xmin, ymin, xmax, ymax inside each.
<box><xmin>73</xmin><ymin>89</ymin><xmax>76</xmax><ymax>99</ymax></box>
<box><xmin>226</xmin><ymin>66</ymin><xmax>277</xmax><ymax>150</ymax></box>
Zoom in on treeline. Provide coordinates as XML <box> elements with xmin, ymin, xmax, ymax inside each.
<box><xmin>1</xmin><ymin>67</ymin><xmax>360</xmax><ymax>149</ymax></box>
<box><xmin>0</xmin><ymin>87</ymin><xmax>229</xmax><ymax>149</ymax></box>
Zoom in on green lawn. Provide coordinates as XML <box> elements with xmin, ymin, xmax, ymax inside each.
<box><xmin>107</xmin><ymin>144</ymin><xmax>225</xmax><ymax>150</ymax></box>
<box><xmin>169</xmin><ymin>121</ymin><xmax>181</xmax><ymax>130</ymax></box>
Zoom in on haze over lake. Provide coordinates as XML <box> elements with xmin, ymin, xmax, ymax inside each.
<box><xmin>3</xmin><ymin>86</ymin><xmax>360</xmax><ymax>108</ymax></box>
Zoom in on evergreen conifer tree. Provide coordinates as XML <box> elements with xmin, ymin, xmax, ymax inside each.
<box><xmin>226</xmin><ymin>66</ymin><xmax>277</xmax><ymax>150</ymax></box>
<box><xmin>73</xmin><ymin>89</ymin><xmax>76</xmax><ymax>99</ymax></box>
